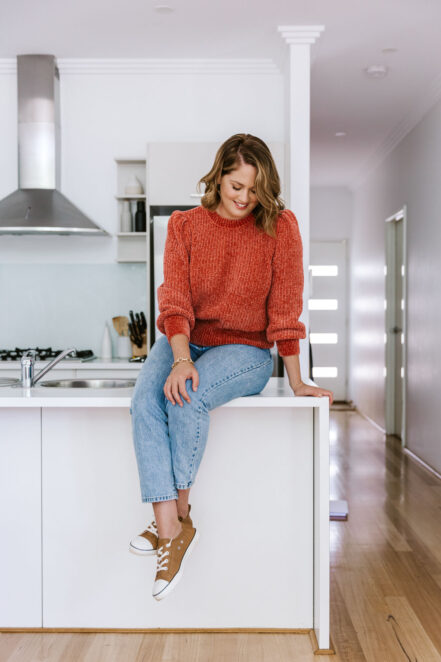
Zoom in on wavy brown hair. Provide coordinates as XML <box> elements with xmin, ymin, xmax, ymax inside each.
<box><xmin>197</xmin><ymin>133</ymin><xmax>285</xmax><ymax>238</ymax></box>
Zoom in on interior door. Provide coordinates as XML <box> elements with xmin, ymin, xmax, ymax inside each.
<box><xmin>385</xmin><ymin>211</ymin><xmax>406</xmax><ymax>440</ymax></box>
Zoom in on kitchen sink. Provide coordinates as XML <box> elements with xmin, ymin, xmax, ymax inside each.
<box><xmin>0</xmin><ymin>378</ymin><xmax>21</xmax><ymax>387</ymax></box>
<box><xmin>39</xmin><ymin>379</ymin><xmax>136</xmax><ymax>388</ymax></box>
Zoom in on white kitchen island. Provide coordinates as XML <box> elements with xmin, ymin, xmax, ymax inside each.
<box><xmin>0</xmin><ymin>377</ymin><xmax>330</xmax><ymax>653</ymax></box>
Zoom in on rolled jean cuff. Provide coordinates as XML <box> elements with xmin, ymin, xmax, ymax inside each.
<box><xmin>175</xmin><ymin>481</ymin><xmax>194</xmax><ymax>490</ymax></box>
<box><xmin>141</xmin><ymin>492</ymin><xmax>178</xmax><ymax>503</ymax></box>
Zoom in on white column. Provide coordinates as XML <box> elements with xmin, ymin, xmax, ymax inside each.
<box><xmin>278</xmin><ymin>26</ymin><xmax>325</xmax><ymax>382</ymax></box>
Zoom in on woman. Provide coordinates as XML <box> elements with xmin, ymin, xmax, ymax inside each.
<box><xmin>129</xmin><ymin>133</ymin><xmax>333</xmax><ymax>602</ymax></box>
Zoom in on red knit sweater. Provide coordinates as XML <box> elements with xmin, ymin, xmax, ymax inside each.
<box><xmin>156</xmin><ymin>205</ymin><xmax>306</xmax><ymax>356</ymax></box>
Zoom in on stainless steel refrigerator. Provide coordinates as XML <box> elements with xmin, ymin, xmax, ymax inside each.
<box><xmin>152</xmin><ymin>215</ymin><xmax>170</xmax><ymax>344</ymax></box>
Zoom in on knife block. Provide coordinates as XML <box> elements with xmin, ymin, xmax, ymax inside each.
<box><xmin>130</xmin><ymin>332</ymin><xmax>147</xmax><ymax>357</ymax></box>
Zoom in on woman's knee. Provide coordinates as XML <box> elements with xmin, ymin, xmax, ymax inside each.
<box><xmin>131</xmin><ymin>369</ymin><xmax>166</xmax><ymax>416</ymax></box>
<box><xmin>165</xmin><ymin>386</ymin><xmax>207</xmax><ymax>417</ymax></box>
<box><xmin>197</xmin><ymin>356</ymin><xmax>273</xmax><ymax>410</ymax></box>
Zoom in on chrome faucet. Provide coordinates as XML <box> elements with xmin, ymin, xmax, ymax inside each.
<box><xmin>20</xmin><ymin>348</ymin><xmax>77</xmax><ymax>387</ymax></box>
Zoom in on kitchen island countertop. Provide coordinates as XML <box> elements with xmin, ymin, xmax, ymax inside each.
<box><xmin>0</xmin><ymin>377</ymin><xmax>323</xmax><ymax>408</ymax></box>
<box><xmin>0</xmin><ymin>375</ymin><xmax>329</xmax><ymax>649</ymax></box>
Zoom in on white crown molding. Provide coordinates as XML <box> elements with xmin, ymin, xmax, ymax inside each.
<box><xmin>352</xmin><ymin>70</ymin><xmax>441</xmax><ymax>190</ymax></box>
<box><xmin>277</xmin><ymin>25</ymin><xmax>325</xmax><ymax>45</ymax></box>
<box><xmin>58</xmin><ymin>58</ymin><xmax>281</xmax><ymax>75</ymax></box>
<box><xmin>0</xmin><ymin>58</ymin><xmax>280</xmax><ymax>75</ymax></box>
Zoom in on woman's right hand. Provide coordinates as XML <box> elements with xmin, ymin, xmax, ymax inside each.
<box><xmin>164</xmin><ymin>362</ymin><xmax>199</xmax><ymax>407</ymax></box>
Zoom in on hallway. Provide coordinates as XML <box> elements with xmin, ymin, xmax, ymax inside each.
<box><xmin>329</xmin><ymin>409</ymin><xmax>441</xmax><ymax>660</ymax></box>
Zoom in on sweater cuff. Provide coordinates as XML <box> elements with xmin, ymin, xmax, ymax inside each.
<box><xmin>163</xmin><ymin>315</ymin><xmax>190</xmax><ymax>342</ymax></box>
<box><xmin>276</xmin><ymin>339</ymin><xmax>300</xmax><ymax>356</ymax></box>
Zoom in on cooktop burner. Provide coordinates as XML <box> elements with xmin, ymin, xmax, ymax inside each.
<box><xmin>0</xmin><ymin>347</ymin><xmax>95</xmax><ymax>362</ymax></box>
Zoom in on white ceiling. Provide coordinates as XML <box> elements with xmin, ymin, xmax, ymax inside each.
<box><xmin>1</xmin><ymin>0</ymin><xmax>440</xmax><ymax>189</ymax></box>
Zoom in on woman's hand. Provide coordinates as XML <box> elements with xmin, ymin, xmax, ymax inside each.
<box><xmin>290</xmin><ymin>380</ymin><xmax>334</xmax><ymax>405</ymax></box>
<box><xmin>164</xmin><ymin>362</ymin><xmax>199</xmax><ymax>407</ymax></box>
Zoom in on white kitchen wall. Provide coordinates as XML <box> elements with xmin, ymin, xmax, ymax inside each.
<box><xmin>0</xmin><ymin>64</ymin><xmax>284</xmax><ymax>349</ymax></box>
<box><xmin>0</xmin><ymin>68</ymin><xmax>284</xmax><ymax>263</ymax></box>
<box><xmin>310</xmin><ymin>187</ymin><xmax>353</xmax><ymax>241</ymax></box>
<box><xmin>0</xmin><ymin>263</ymin><xmax>146</xmax><ymax>355</ymax></box>
<box><xmin>349</xmin><ymin>95</ymin><xmax>441</xmax><ymax>474</ymax></box>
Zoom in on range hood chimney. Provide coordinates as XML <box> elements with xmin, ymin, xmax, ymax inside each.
<box><xmin>0</xmin><ymin>54</ymin><xmax>108</xmax><ymax>235</ymax></box>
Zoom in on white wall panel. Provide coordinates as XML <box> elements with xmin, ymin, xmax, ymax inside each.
<box><xmin>350</xmin><ymin>95</ymin><xmax>441</xmax><ymax>473</ymax></box>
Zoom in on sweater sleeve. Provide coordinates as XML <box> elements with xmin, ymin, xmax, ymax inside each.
<box><xmin>156</xmin><ymin>210</ymin><xmax>195</xmax><ymax>343</ymax></box>
<box><xmin>266</xmin><ymin>209</ymin><xmax>307</xmax><ymax>356</ymax></box>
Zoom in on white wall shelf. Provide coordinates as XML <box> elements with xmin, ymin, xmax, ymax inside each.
<box><xmin>116</xmin><ymin>233</ymin><xmax>147</xmax><ymax>263</ymax></box>
<box><xmin>116</xmin><ymin>232</ymin><xmax>146</xmax><ymax>237</ymax></box>
<box><xmin>115</xmin><ymin>158</ymin><xmax>147</xmax><ymax>263</ymax></box>
<box><xmin>115</xmin><ymin>195</ymin><xmax>146</xmax><ymax>201</ymax></box>
<box><xmin>114</xmin><ymin>158</ymin><xmax>146</xmax><ymax>164</ymax></box>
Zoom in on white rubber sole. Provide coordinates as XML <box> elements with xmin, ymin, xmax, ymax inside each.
<box><xmin>152</xmin><ymin>529</ymin><xmax>200</xmax><ymax>601</ymax></box>
<box><xmin>129</xmin><ymin>542</ymin><xmax>157</xmax><ymax>557</ymax></box>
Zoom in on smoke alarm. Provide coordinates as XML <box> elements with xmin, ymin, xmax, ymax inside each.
<box><xmin>154</xmin><ymin>4</ymin><xmax>174</xmax><ymax>12</ymax></box>
<box><xmin>364</xmin><ymin>65</ymin><xmax>388</xmax><ymax>78</ymax></box>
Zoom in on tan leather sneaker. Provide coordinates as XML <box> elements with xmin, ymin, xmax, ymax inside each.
<box><xmin>152</xmin><ymin>524</ymin><xmax>199</xmax><ymax>601</ymax></box>
<box><xmin>129</xmin><ymin>504</ymin><xmax>193</xmax><ymax>556</ymax></box>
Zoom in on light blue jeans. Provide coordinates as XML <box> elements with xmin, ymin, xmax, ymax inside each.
<box><xmin>130</xmin><ymin>334</ymin><xmax>274</xmax><ymax>503</ymax></box>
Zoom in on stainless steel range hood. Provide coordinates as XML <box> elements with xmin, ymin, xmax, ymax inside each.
<box><xmin>0</xmin><ymin>55</ymin><xmax>108</xmax><ymax>235</ymax></box>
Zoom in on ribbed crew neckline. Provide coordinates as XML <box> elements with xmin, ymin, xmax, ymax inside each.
<box><xmin>205</xmin><ymin>207</ymin><xmax>254</xmax><ymax>228</ymax></box>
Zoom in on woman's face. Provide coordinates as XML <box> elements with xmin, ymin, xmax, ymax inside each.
<box><xmin>216</xmin><ymin>163</ymin><xmax>259</xmax><ymax>219</ymax></box>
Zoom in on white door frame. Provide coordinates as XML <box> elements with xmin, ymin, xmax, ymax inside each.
<box><xmin>384</xmin><ymin>204</ymin><xmax>408</xmax><ymax>447</ymax></box>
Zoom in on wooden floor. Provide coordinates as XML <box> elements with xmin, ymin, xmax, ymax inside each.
<box><xmin>2</xmin><ymin>409</ymin><xmax>441</xmax><ymax>661</ymax></box>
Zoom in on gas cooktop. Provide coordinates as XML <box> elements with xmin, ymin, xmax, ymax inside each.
<box><xmin>0</xmin><ymin>347</ymin><xmax>95</xmax><ymax>362</ymax></box>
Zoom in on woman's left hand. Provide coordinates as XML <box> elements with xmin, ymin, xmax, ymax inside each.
<box><xmin>290</xmin><ymin>380</ymin><xmax>334</xmax><ymax>405</ymax></box>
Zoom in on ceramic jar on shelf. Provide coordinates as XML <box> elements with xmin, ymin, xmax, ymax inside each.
<box><xmin>124</xmin><ymin>175</ymin><xmax>144</xmax><ymax>196</ymax></box>
<box><xmin>120</xmin><ymin>200</ymin><xmax>132</xmax><ymax>233</ymax></box>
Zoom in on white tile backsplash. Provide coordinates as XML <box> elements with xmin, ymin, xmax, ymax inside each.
<box><xmin>0</xmin><ymin>263</ymin><xmax>146</xmax><ymax>355</ymax></box>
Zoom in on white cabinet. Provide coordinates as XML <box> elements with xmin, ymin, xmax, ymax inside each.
<box><xmin>41</xmin><ymin>404</ymin><xmax>314</xmax><ymax>629</ymax></box>
<box><xmin>0</xmin><ymin>387</ymin><xmax>329</xmax><ymax>646</ymax></box>
<box><xmin>0</xmin><ymin>409</ymin><xmax>42</xmax><ymax>626</ymax></box>
<box><xmin>146</xmin><ymin>141</ymin><xmax>286</xmax><ymax>206</ymax></box>
<box><xmin>42</xmin><ymin>398</ymin><xmax>318</xmax><ymax>628</ymax></box>
<box><xmin>147</xmin><ymin>142</ymin><xmax>217</xmax><ymax>206</ymax></box>
<box><xmin>41</xmin><ymin>407</ymin><xmax>148</xmax><ymax>627</ymax></box>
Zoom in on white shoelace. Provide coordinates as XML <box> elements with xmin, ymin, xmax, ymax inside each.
<box><xmin>156</xmin><ymin>539</ymin><xmax>172</xmax><ymax>572</ymax></box>
<box><xmin>143</xmin><ymin>520</ymin><xmax>158</xmax><ymax>535</ymax></box>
